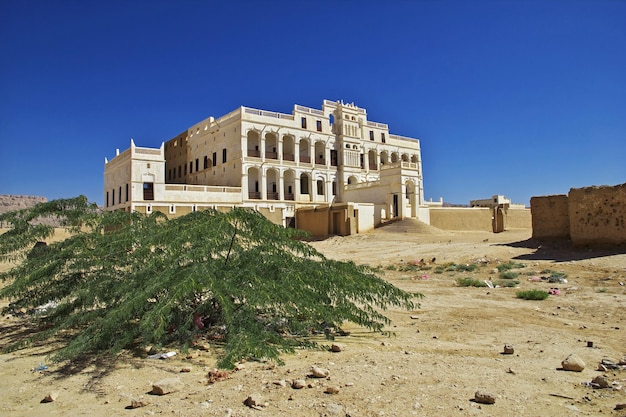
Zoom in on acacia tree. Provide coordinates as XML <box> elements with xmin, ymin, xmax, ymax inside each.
<box><xmin>0</xmin><ymin>196</ymin><xmax>421</xmax><ymax>368</ymax></box>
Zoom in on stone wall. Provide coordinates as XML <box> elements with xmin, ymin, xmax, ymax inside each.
<box><xmin>530</xmin><ymin>183</ymin><xmax>626</xmax><ymax>246</ymax></box>
<box><xmin>530</xmin><ymin>195</ymin><xmax>570</xmax><ymax>239</ymax></box>
<box><xmin>568</xmin><ymin>183</ymin><xmax>626</xmax><ymax>245</ymax></box>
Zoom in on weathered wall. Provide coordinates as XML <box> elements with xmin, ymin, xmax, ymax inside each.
<box><xmin>429</xmin><ymin>207</ymin><xmax>531</xmax><ymax>232</ymax></box>
<box><xmin>296</xmin><ymin>208</ymin><xmax>330</xmax><ymax>236</ymax></box>
<box><xmin>503</xmin><ymin>208</ymin><xmax>532</xmax><ymax>229</ymax></box>
<box><xmin>568</xmin><ymin>183</ymin><xmax>626</xmax><ymax>245</ymax></box>
<box><xmin>530</xmin><ymin>195</ymin><xmax>570</xmax><ymax>239</ymax></box>
<box><xmin>429</xmin><ymin>208</ymin><xmax>493</xmax><ymax>231</ymax></box>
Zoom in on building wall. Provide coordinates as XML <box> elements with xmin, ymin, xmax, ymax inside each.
<box><xmin>105</xmin><ymin>100</ymin><xmax>425</xmax><ymax>236</ymax></box>
<box><xmin>530</xmin><ymin>195</ymin><xmax>570</xmax><ymax>239</ymax></box>
<box><xmin>568</xmin><ymin>183</ymin><xmax>626</xmax><ymax>245</ymax></box>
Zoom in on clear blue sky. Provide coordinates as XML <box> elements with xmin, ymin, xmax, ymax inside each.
<box><xmin>1</xmin><ymin>0</ymin><xmax>624</xmax><ymax>206</ymax></box>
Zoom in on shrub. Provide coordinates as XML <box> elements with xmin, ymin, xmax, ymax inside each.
<box><xmin>499</xmin><ymin>271</ymin><xmax>520</xmax><ymax>280</ymax></box>
<box><xmin>456</xmin><ymin>277</ymin><xmax>488</xmax><ymax>287</ymax></box>
<box><xmin>516</xmin><ymin>290</ymin><xmax>549</xmax><ymax>300</ymax></box>
<box><xmin>0</xmin><ymin>197</ymin><xmax>421</xmax><ymax>368</ymax></box>
<box><xmin>496</xmin><ymin>279</ymin><xmax>520</xmax><ymax>288</ymax></box>
<box><xmin>497</xmin><ymin>261</ymin><xmax>525</xmax><ymax>272</ymax></box>
<box><xmin>454</xmin><ymin>263</ymin><xmax>478</xmax><ymax>272</ymax></box>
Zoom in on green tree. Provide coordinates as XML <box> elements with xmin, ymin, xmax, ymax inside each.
<box><xmin>0</xmin><ymin>196</ymin><xmax>421</xmax><ymax>368</ymax></box>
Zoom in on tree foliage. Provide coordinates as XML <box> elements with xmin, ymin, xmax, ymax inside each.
<box><xmin>0</xmin><ymin>197</ymin><xmax>421</xmax><ymax>368</ymax></box>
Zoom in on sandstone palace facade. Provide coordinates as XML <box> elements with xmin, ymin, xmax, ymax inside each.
<box><xmin>104</xmin><ymin>100</ymin><xmax>427</xmax><ymax>235</ymax></box>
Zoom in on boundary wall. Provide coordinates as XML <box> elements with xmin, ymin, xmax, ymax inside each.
<box><xmin>530</xmin><ymin>183</ymin><xmax>626</xmax><ymax>246</ymax></box>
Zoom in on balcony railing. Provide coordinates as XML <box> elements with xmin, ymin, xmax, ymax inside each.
<box><xmin>248</xmin><ymin>192</ymin><xmax>261</xmax><ymax>199</ymax></box>
<box><xmin>248</xmin><ymin>149</ymin><xmax>260</xmax><ymax>157</ymax></box>
<box><xmin>299</xmin><ymin>155</ymin><xmax>311</xmax><ymax>163</ymax></box>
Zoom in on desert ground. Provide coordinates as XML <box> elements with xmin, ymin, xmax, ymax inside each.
<box><xmin>1</xmin><ymin>221</ymin><xmax>625</xmax><ymax>417</ymax></box>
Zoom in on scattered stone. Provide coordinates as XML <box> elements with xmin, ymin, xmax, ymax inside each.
<box><xmin>207</xmin><ymin>369</ymin><xmax>230</xmax><ymax>383</ymax></box>
<box><xmin>130</xmin><ymin>399</ymin><xmax>148</xmax><ymax>408</ymax></box>
<box><xmin>291</xmin><ymin>379</ymin><xmax>306</xmax><ymax>389</ymax></box>
<box><xmin>562</xmin><ymin>353</ymin><xmax>586</xmax><ymax>372</ymax></box>
<box><xmin>474</xmin><ymin>391</ymin><xmax>496</xmax><ymax>404</ymax></box>
<box><xmin>615</xmin><ymin>403</ymin><xmax>626</xmax><ymax>410</ymax></box>
<box><xmin>310</xmin><ymin>366</ymin><xmax>330</xmax><ymax>378</ymax></box>
<box><xmin>273</xmin><ymin>380</ymin><xmax>287</xmax><ymax>387</ymax></box>
<box><xmin>42</xmin><ymin>391</ymin><xmax>59</xmax><ymax>403</ymax></box>
<box><xmin>243</xmin><ymin>393</ymin><xmax>267</xmax><ymax>409</ymax></box>
<box><xmin>591</xmin><ymin>375</ymin><xmax>611</xmax><ymax>389</ymax></box>
<box><xmin>506</xmin><ymin>368</ymin><xmax>516</xmax><ymax>374</ymax></box>
<box><xmin>180</xmin><ymin>366</ymin><xmax>192</xmax><ymax>373</ymax></box>
<box><xmin>324</xmin><ymin>386</ymin><xmax>340</xmax><ymax>394</ymax></box>
<box><xmin>151</xmin><ymin>377</ymin><xmax>184</xmax><ymax>395</ymax></box>
<box><xmin>330</xmin><ymin>343</ymin><xmax>345</xmax><ymax>352</ymax></box>
<box><xmin>503</xmin><ymin>344</ymin><xmax>514</xmax><ymax>354</ymax></box>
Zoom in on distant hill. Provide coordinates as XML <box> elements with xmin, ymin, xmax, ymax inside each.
<box><xmin>0</xmin><ymin>195</ymin><xmax>47</xmax><ymax>214</ymax></box>
<box><xmin>0</xmin><ymin>195</ymin><xmax>63</xmax><ymax>228</ymax></box>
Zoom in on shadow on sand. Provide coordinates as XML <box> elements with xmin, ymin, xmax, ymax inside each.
<box><xmin>496</xmin><ymin>238</ymin><xmax>626</xmax><ymax>263</ymax></box>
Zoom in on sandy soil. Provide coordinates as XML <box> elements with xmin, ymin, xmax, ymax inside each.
<box><xmin>1</xmin><ymin>223</ymin><xmax>625</xmax><ymax>417</ymax></box>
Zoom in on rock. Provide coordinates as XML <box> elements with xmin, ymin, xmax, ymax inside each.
<box><xmin>591</xmin><ymin>375</ymin><xmax>611</xmax><ymax>388</ymax></box>
<box><xmin>330</xmin><ymin>343</ymin><xmax>345</xmax><ymax>352</ymax></box>
<box><xmin>151</xmin><ymin>377</ymin><xmax>185</xmax><ymax>395</ymax></box>
<box><xmin>130</xmin><ymin>399</ymin><xmax>148</xmax><ymax>408</ymax></box>
<box><xmin>324</xmin><ymin>386</ymin><xmax>340</xmax><ymax>394</ymax></box>
<box><xmin>243</xmin><ymin>393</ymin><xmax>267</xmax><ymax>409</ymax></box>
<box><xmin>310</xmin><ymin>366</ymin><xmax>330</xmax><ymax>378</ymax></box>
<box><xmin>291</xmin><ymin>379</ymin><xmax>306</xmax><ymax>389</ymax></box>
<box><xmin>42</xmin><ymin>391</ymin><xmax>59</xmax><ymax>403</ymax></box>
<box><xmin>615</xmin><ymin>403</ymin><xmax>626</xmax><ymax>410</ymax></box>
<box><xmin>561</xmin><ymin>353</ymin><xmax>586</xmax><ymax>372</ymax></box>
<box><xmin>180</xmin><ymin>366</ymin><xmax>192</xmax><ymax>373</ymax></box>
<box><xmin>503</xmin><ymin>344</ymin><xmax>514</xmax><ymax>354</ymax></box>
<box><xmin>474</xmin><ymin>391</ymin><xmax>496</xmax><ymax>404</ymax></box>
<box><xmin>273</xmin><ymin>379</ymin><xmax>287</xmax><ymax>387</ymax></box>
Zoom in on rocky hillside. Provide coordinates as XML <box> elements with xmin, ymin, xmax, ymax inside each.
<box><xmin>0</xmin><ymin>195</ymin><xmax>47</xmax><ymax>214</ymax></box>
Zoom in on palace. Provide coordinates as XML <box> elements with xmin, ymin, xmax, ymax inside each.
<box><xmin>104</xmin><ymin>100</ymin><xmax>427</xmax><ymax>235</ymax></box>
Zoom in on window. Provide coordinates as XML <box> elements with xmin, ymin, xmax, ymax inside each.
<box><xmin>112</xmin><ymin>189</ymin><xmax>115</xmax><ymax>205</ymax></box>
<box><xmin>316</xmin><ymin>120</ymin><xmax>322</xmax><ymax>132</ymax></box>
<box><xmin>369</xmin><ymin>130</ymin><xmax>374</xmax><ymax>141</ymax></box>
<box><xmin>332</xmin><ymin>180</ymin><xmax>337</xmax><ymax>195</ymax></box>
<box><xmin>330</xmin><ymin>150</ymin><xmax>338</xmax><ymax>166</ymax></box>
<box><xmin>212</xmin><ymin>152</ymin><xmax>217</xmax><ymax>166</ymax></box>
<box><xmin>106</xmin><ymin>191</ymin><xmax>109</xmax><ymax>207</ymax></box>
<box><xmin>118</xmin><ymin>187</ymin><xmax>122</xmax><ymax>204</ymax></box>
<box><xmin>203</xmin><ymin>155</ymin><xmax>209</xmax><ymax>169</ymax></box>
<box><xmin>300</xmin><ymin>175</ymin><xmax>309</xmax><ymax>194</ymax></box>
<box><xmin>184</xmin><ymin>164</ymin><xmax>187</xmax><ymax>175</ymax></box>
<box><xmin>125</xmin><ymin>184</ymin><xmax>129</xmax><ymax>202</ymax></box>
<box><xmin>143</xmin><ymin>182</ymin><xmax>154</xmax><ymax>200</ymax></box>
<box><xmin>147</xmin><ymin>163</ymin><xmax>151</xmax><ymax>169</ymax></box>
<box><xmin>189</xmin><ymin>161</ymin><xmax>193</xmax><ymax>173</ymax></box>
<box><xmin>195</xmin><ymin>158</ymin><xmax>199</xmax><ymax>172</ymax></box>
<box><xmin>301</xmin><ymin>117</ymin><xmax>307</xmax><ymax>129</ymax></box>
<box><xmin>178</xmin><ymin>166</ymin><xmax>182</xmax><ymax>178</ymax></box>
<box><xmin>381</xmin><ymin>133</ymin><xmax>386</xmax><ymax>143</ymax></box>
<box><xmin>222</xmin><ymin>148</ymin><xmax>227</xmax><ymax>163</ymax></box>
<box><xmin>317</xmin><ymin>179</ymin><xmax>324</xmax><ymax>195</ymax></box>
